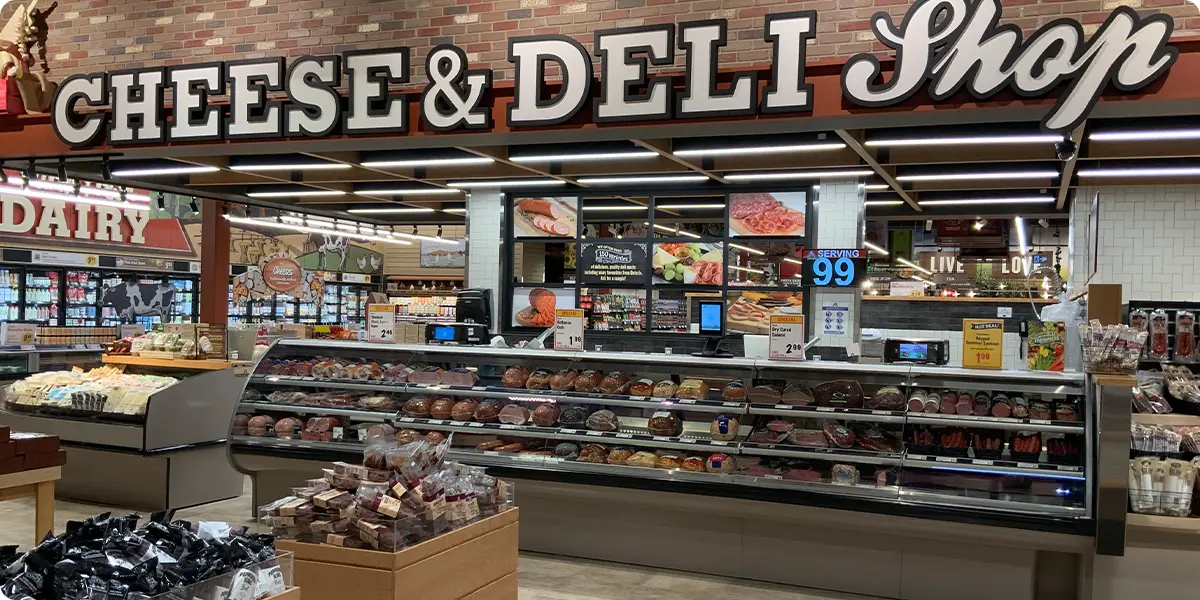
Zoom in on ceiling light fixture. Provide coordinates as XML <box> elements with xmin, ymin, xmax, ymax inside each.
<box><xmin>655</xmin><ymin>203</ymin><xmax>725</xmax><ymax>209</ymax></box>
<box><xmin>576</xmin><ymin>174</ymin><xmax>709</xmax><ymax>185</ymax></box>
<box><xmin>973</xmin><ymin>219</ymin><xmax>987</xmax><ymax>230</ymax></box>
<box><xmin>442</xmin><ymin>208</ymin><xmax>468</xmax><ymax>214</ymax></box>
<box><xmin>673</xmin><ymin>142</ymin><xmax>846</xmax><ymax>157</ymax></box>
<box><xmin>727</xmin><ymin>265</ymin><xmax>766</xmax><ymax>274</ymax></box>
<box><xmin>230</xmin><ymin>163</ymin><xmax>351</xmax><ymax>171</ymax></box>
<box><xmin>864</xmin><ymin>200</ymin><xmax>904</xmax><ymax>207</ymax></box>
<box><xmin>57</xmin><ymin>159</ymin><xmax>67</xmax><ymax>181</ymax></box>
<box><xmin>225</xmin><ymin>215</ymin><xmax>412</xmax><ymax>245</ymax></box>
<box><xmin>0</xmin><ymin>184</ymin><xmax>149</xmax><ymax>212</ymax></box>
<box><xmin>1076</xmin><ymin>166</ymin><xmax>1200</xmax><ymax>178</ymax></box>
<box><xmin>1015</xmin><ymin>216</ymin><xmax>1028</xmax><ymax>256</ymax></box>
<box><xmin>448</xmin><ymin>179</ymin><xmax>565</xmax><ymax>189</ymax></box>
<box><xmin>728</xmin><ymin>243</ymin><xmax>766</xmax><ymax>256</ymax></box>
<box><xmin>246</xmin><ymin>190</ymin><xmax>347</xmax><ymax>198</ymax></box>
<box><xmin>582</xmin><ymin>205</ymin><xmax>648</xmax><ymax>212</ymax></box>
<box><xmin>26</xmin><ymin>180</ymin><xmax>150</xmax><ymax>203</ymax></box>
<box><xmin>354</xmin><ymin>188</ymin><xmax>462</xmax><ymax>196</ymax></box>
<box><xmin>896</xmin><ymin>257</ymin><xmax>932</xmax><ymax>275</ymax></box>
<box><xmin>511</xmin><ymin>150</ymin><xmax>657</xmax><ymax>162</ymax></box>
<box><xmin>865</xmin><ymin>134</ymin><xmax>1063</xmax><ymax>147</ymax></box>
<box><xmin>346</xmin><ymin>207</ymin><xmax>438</xmax><ymax>214</ymax></box>
<box><xmin>863</xmin><ymin>241</ymin><xmax>888</xmax><ymax>256</ymax></box>
<box><xmin>725</xmin><ymin>169</ymin><xmax>873</xmax><ymax>181</ymax></box>
<box><xmin>863</xmin><ymin>184</ymin><xmax>890</xmax><ymax>191</ymax></box>
<box><xmin>189</xmin><ymin>197</ymin><xmax>200</xmax><ymax>213</ymax></box>
<box><xmin>781</xmin><ymin>257</ymin><xmax>802</xmax><ymax>266</ymax></box>
<box><xmin>111</xmin><ymin>165</ymin><xmax>220</xmax><ymax>177</ymax></box>
<box><xmin>1088</xmin><ymin>129</ymin><xmax>1200</xmax><ymax>142</ymax></box>
<box><xmin>362</xmin><ymin>157</ymin><xmax>495</xmax><ymax>168</ymax></box>
<box><xmin>895</xmin><ymin>170</ymin><xmax>1059</xmax><ymax>182</ymax></box>
<box><xmin>916</xmin><ymin>197</ymin><xmax>1055</xmax><ymax>206</ymax></box>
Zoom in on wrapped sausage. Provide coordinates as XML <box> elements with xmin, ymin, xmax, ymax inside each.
<box><xmin>403</xmin><ymin>396</ymin><xmax>433</xmax><ymax>417</ymax></box>
<box><xmin>451</xmin><ymin>399</ymin><xmax>478</xmax><ymax>421</ymax></box>
<box><xmin>526</xmin><ymin>369</ymin><xmax>553</xmax><ymax>390</ymax></box>
<box><xmin>599</xmin><ymin>371</ymin><xmax>632</xmax><ymax>394</ymax></box>
<box><xmin>1177</xmin><ymin>311</ymin><xmax>1196</xmax><ymax>362</ymax></box>
<box><xmin>1148</xmin><ymin>309</ymin><xmax>1170</xmax><ymax>360</ymax></box>
<box><xmin>710</xmin><ymin>414</ymin><xmax>739</xmax><ymax>441</ymax></box>
<box><xmin>498</xmin><ymin>404</ymin><xmax>531</xmax><ymax>425</ymax></box>
<box><xmin>574</xmin><ymin>370</ymin><xmax>604</xmax><ymax>392</ymax></box>
<box><xmin>722</xmin><ymin>381</ymin><xmax>746</xmax><ymax>401</ymax></box>
<box><xmin>429</xmin><ymin>398</ymin><xmax>456</xmax><ymax>420</ymax></box>
<box><xmin>586</xmin><ymin>409</ymin><xmax>620</xmax><ymax>432</ymax></box>
<box><xmin>812</xmin><ymin>380</ymin><xmax>864</xmax><ymax>408</ymax></box>
<box><xmin>550</xmin><ymin>369</ymin><xmax>578</xmax><ymax>391</ymax></box>
<box><xmin>652</xmin><ymin>380</ymin><xmax>679</xmax><ymax>399</ymax></box>
<box><xmin>531</xmin><ymin>404</ymin><xmax>560</xmax><ymax>427</ymax></box>
<box><xmin>474</xmin><ymin>399</ymin><xmax>503</xmax><ymax>423</ymax></box>
<box><xmin>647</xmin><ymin>411</ymin><xmax>683</xmax><ymax>436</ymax></box>
<box><xmin>502</xmin><ymin>365</ymin><xmax>532</xmax><ymax>388</ymax></box>
<box><xmin>677</xmin><ymin>379</ymin><xmax>711</xmax><ymax>400</ymax></box>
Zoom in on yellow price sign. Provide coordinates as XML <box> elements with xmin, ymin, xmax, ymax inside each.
<box><xmin>962</xmin><ymin>319</ymin><xmax>1004</xmax><ymax>370</ymax></box>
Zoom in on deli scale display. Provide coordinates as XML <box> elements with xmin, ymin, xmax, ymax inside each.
<box><xmin>228</xmin><ymin>338</ymin><xmax>1105</xmax><ymax>598</ymax></box>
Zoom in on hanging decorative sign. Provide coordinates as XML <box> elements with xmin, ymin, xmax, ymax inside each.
<box><xmin>50</xmin><ymin>0</ymin><xmax>1175</xmax><ymax>146</ymax></box>
<box><xmin>231</xmin><ymin>252</ymin><xmax>325</xmax><ymax>310</ymax></box>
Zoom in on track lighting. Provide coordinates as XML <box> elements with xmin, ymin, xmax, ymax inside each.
<box><xmin>189</xmin><ymin>197</ymin><xmax>200</xmax><ymax>213</ymax></box>
<box><xmin>101</xmin><ymin>157</ymin><xmax>112</xmax><ymax>181</ymax></box>
<box><xmin>436</xmin><ymin>225</ymin><xmax>443</xmax><ymax>239</ymax></box>
<box><xmin>155</xmin><ymin>193</ymin><xmax>165</xmax><ymax>210</ymax></box>
<box><xmin>25</xmin><ymin>160</ymin><xmax>36</xmax><ymax>184</ymax></box>
<box><xmin>57</xmin><ymin>159</ymin><xmax>67</xmax><ymax>181</ymax></box>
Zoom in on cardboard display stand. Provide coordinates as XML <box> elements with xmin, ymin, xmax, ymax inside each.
<box><xmin>277</xmin><ymin>509</ymin><xmax>519</xmax><ymax>600</ymax></box>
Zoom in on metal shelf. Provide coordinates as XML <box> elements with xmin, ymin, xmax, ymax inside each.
<box><xmin>393</xmin><ymin>416</ymin><xmax>737</xmax><ymax>453</ymax></box>
<box><xmin>238</xmin><ymin>402</ymin><xmax>395</xmax><ymax>423</ymax></box>
<box><xmin>747</xmin><ymin>404</ymin><xmax>905</xmax><ymax>423</ymax></box>
<box><xmin>231</xmin><ymin>435</ymin><xmax>365</xmax><ymax>454</ymax></box>
<box><xmin>740</xmin><ymin>442</ymin><xmax>904</xmax><ymax>466</ymax></box>
<box><xmin>906</xmin><ymin>413</ymin><xmax>1085</xmax><ymax>434</ymax></box>
<box><xmin>904</xmin><ymin>454</ymin><xmax>1085</xmax><ymax>479</ymax></box>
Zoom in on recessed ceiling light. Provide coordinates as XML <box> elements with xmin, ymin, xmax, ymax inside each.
<box><xmin>896</xmin><ymin>257</ymin><xmax>932</xmax><ymax>275</ymax></box>
<box><xmin>655</xmin><ymin>203</ymin><xmax>725</xmax><ymax>209</ymax></box>
<box><xmin>111</xmin><ymin>165</ymin><xmax>219</xmax><ymax>177</ymax></box>
<box><xmin>511</xmin><ymin>150</ymin><xmax>657</xmax><ymax>162</ymax></box>
<box><xmin>674</xmin><ymin>142</ymin><xmax>846</xmax><ymax>158</ymax></box>
<box><xmin>864</xmin><ymin>200</ymin><xmax>904</xmax><ymax>207</ymax></box>
<box><xmin>230</xmin><ymin>163</ymin><xmax>351</xmax><ymax>171</ymax></box>
<box><xmin>582</xmin><ymin>205</ymin><xmax>648</xmax><ymax>211</ymax></box>
<box><xmin>447</xmin><ymin>179</ymin><xmax>565</xmax><ymax>188</ymax></box>
<box><xmin>916</xmin><ymin>197</ymin><xmax>1055</xmax><ymax>206</ymax></box>
<box><xmin>1088</xmin><ymin>129</ymin><xmax>1200</xmax><ymax>142</ymax></box>
<box><xmin>354</xmin><ymin>188</ymin><xmax>462</xmax><ymax>196</ymax></box>
<box><xmin>895</xmin><ymin>171</ymin><xmax>1059</xmax><ymax>182</ymax></box>
<box><xmin>865</xmin><ymin>134</ymin><xmax>1062</xmax><ymax>147</ymax></box>
<box><xmin>246</xmin><ymin>190</ymin><xmax>347</xmax><ymax>198</ymax></box>
<box><xmin>346</xmin><ymin>207</ymin><xmax>437</xmax><ymax>214</ymax></box>
<box><xmin>576</xmin><ymin>174</ymin><xmax>709</xmax><ymax>185</ymax></box>
<box><xmin>362</xmin><ymin>157</ymin><xmax>495</xmax><ymax>168</ymax></box>
<box><xmin>1076</xmin><ymin>166</ymin><xmax>1200</xmax><ymax>177</ymax></box>
<box><xmin>863</xmin><ymin>241</ymin><xmax>888</xmax><ymax>255</ymax></box>
<box><xmin>725</xmin><ymin>169</ymin><xmax>873</xmax><ymax>181</ymax></box>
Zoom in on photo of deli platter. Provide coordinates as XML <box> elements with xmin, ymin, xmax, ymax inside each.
<box><xmin>652</xmin><ymin>242</ymin><xmax>723</xmax><ymax>285</ymax></box>
<box><xmin>726</xmin><ymin>291</ymin><xmax>803</xmax><ymax>334</ymax></box>
<box><xmin>729</xmin><ymin>192</ymin><xmax>806</xmax><ymax>237</ymax></box>
<box><xmin>513</xmin><ymin>197</ymin><xmax>577</xmax><ymax>238</ymax></box>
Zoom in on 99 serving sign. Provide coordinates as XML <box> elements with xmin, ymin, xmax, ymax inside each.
<box><xmin>578</xmin><ymin>242</ymin><xmax>649</xmax><ymax>285</ymax></box>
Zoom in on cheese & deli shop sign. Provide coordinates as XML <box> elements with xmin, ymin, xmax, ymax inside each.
<box><xmin>578</xmin><ymin>242</ymin><xmax>649</xmax><ymax>285</ymax></box>
<box><xmin>51</xmin><ymin>0</ymin><xmax>1176</xmax><ymax>147</ymax></box>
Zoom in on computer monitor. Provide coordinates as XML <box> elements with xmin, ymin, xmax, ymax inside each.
<box><xmin>693</xmin><ymin>301</ymin><xmax>733</xmax><ymax>358</ymax></box>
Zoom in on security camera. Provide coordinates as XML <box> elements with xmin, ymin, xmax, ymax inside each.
<box><xmin>1055</xmin><ymin>140</ymin><xmax>1077</xmax><ymax>161</ymax></box>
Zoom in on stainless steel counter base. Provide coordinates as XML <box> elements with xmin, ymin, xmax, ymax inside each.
<box><xmin>57</xmin><ymin>445</ymin><xmax>242</xmax><ymax>510</ymax></box>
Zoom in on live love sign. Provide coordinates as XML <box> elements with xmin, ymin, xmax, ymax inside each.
<box><xmin>51</xmin><ymin>0</ymin><xmax>1176</xmax><ymax>147</ymax></box>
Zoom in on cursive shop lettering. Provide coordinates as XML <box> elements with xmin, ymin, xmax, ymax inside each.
<box><xmin>50</xmin><ymin>0</ymin><xmax>1176</xmax><ymax>147</ymax></box>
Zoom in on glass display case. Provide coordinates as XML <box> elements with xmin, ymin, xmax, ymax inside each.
<box><xmin>232</xmin><ymin>339</ymin><xmax>1092</xmax><ymax>532</ymax></box>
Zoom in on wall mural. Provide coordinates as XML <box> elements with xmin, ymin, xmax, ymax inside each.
<box><xmin>231</xmin><ymin>252</ymin><xmax>326</xmax><ymax>308</ymax></box>
<box><xmin>98</xmin><ymin>280</ymin><xmax>176</xmax><ymax>323</ymax></box>
<box><xmin>296</xmin><ymin>233</ymin><xmax>384</xmax><ymax>274</ymax></box>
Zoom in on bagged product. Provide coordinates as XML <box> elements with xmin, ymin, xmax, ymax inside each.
<box><xmin>1177</xmin><ymin>311</ymin><xmax>1197</xmax><ymax>362</ymax></box>
<box><xmin>1148</xmin><ymin>310</ymin><xmax>1170</xmax><ymax>360</ymax></box>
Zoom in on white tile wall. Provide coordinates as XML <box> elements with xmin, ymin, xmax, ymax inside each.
<box><xmin>1072</xmin><ymin>186</ymin><xmax>1200</xmax><ymax>301</ymax></box>
<box><xmin>876</xmin><ymin>328</ymin><xmax>1024</xmax><ymax>370</ymax></box>
<box><xmin>813</xmin><ymin>180</ymin><xmax>864</xmax><ymax>351</ymax></box>
<box><xmin>466</xmin><ymin>191</ymin><xmax>503</xmax><ymax>331</ymax></box>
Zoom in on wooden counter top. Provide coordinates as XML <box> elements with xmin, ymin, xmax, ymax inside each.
<box><xmin>102</xmin><ymin>354</ymin><xmax>249</xmax><ymax>371</ymax></box>
<box><xmin>863</xmin><ymin>296</ymin><xmax>1056</xmax><ymax>304</ymax></box>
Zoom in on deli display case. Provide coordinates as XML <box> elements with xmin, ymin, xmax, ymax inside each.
<box><xmin>0</xmin><ymin>354</ymin><xmax>246</xmax><ymax>509</ymax></box>
<box><xmin>228</xmin><ymin>339</ymin><xmax>1105</xmax><ymax>596</ymax></box>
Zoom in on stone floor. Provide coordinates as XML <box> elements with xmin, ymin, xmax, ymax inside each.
<box><xmin>0</xmin><ymin>479</ymin><xmax>874</xmax><ymax>600</ymax></box>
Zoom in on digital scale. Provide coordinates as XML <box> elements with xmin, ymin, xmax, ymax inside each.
<box><xmin>882</xmin><ymin>338</ymin><xmax>950</xmax><ymax>365</ymax></box>
<box><xmin>424</xmin><ymin>322</ymin><xmax>491</xmax><ymax>345</ymax></box>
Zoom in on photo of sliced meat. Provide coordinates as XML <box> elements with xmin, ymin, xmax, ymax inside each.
<box><xmin>730</xmin><ymin>192</ymin><xmax>779</xmax><ymax>219</ymax></box>
<box><xmin>729</xmin><ymin>191</ymin><xmax>806</xmax><ymax>237</ymax></box>
<box><xmin>514</xmin><ymin>197</ymin><xmax>577</xmax><ymax>237</ymax></box>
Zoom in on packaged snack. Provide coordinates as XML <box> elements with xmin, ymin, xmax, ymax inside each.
<box><xmin>1148</xmin><ymin>310</ymin><xmax>1170</xmax><ymax>360</ymax></box>
<box><xmin>1028</xmin><ymin>320</ymin><xmax>1067</xmax><ymax>371</ymax></box>
<box><xmin>677</xmin><ymin>378</ymin><xmax>711</xmax><ymax>400</ymax></box>
<box><xmin>1177</xmin><ymin>311</ymin><xmax>1196</xmax><ymax>362</ymax></box>
<box><xmin>1130</xmin><ymin>309</ymin><xmax>1148</xmax><ymax>333</ymax></box>
<box><xmin>1133</xmin><ymin>380</ymin><xmax>1172</xmax><ymax>414</ymax></box>
<box><xmin>653</xmin><ymin>380</ymin><xmax>679</xmax><ymax>399</ymax></box>
<box><xmin>710</xmin><ymin>414</ymin><xmax>739</xmax><ymax>441</ymax></box>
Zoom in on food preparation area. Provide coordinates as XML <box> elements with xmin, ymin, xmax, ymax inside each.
<box><xmin>0</xmin><ymin>479</ymin><xmax>868</xmax><ymax>600</ymax></box>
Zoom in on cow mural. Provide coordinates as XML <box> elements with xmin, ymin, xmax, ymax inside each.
<box><xmin>100</xmin><ymin>281</ymin><xmax>176</xmax><ymax>323</ymax></box>
<box><xmin>315</xmin><ymin>234</ymin><xmax>349</xmax><ymax>271</ymax></box>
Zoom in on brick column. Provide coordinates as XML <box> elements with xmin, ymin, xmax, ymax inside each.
<box><xmin>199</xmin><ymin>201</ymin><xmax>230</xmax><ymax>324</ymax></box>
<box><xmin>466</xmin><ymin>190</ymin><xmax>503</xmax><ymax>332</ymax></box>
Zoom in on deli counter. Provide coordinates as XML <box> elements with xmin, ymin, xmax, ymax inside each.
<box><xmin>229</xmin><ymin>338</ymin><xmax>1110</xmax><ymax>599</ymax></box>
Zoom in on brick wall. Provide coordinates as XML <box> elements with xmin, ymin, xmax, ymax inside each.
<box><xmin>6</xmin><ymin>0</ymin><xmax>1199</xmax><ymax>85</ymax></box>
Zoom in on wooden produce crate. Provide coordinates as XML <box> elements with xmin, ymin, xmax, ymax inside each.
<box><xmin>277</xmin><ymin>509</ymin><xmax>518</xmax><ymax>600</ymax></box>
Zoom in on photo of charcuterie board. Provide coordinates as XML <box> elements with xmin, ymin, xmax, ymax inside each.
<box><xmin>729</xmin><ymin>192</ymin><xmax>807</xmax><ymax>237</ymax></box>
<box><xmin>513</xmin><ymin>197</ymin><xmax>578</xmax><ymax>238</ymax></box>
<box><xmin>652</xmin><ymin>243</ymin><xmax>723</xmax><ymax>285</ymax></box>
<box><xmin>726</xmin><ymin>291</ymin><xmax>803</xmax><ymax>334</ymax></box>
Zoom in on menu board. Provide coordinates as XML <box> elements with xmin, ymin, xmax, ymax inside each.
<box><xmin>578</xmin><ymin>242</ymin><xmax>649</xmax><ymax>285</ymax></box>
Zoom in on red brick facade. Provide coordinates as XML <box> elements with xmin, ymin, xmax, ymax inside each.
<box><xmin>4</xmin><ymin>0</ymin><xmax>1199</xmax><ymax>86</ymax></box>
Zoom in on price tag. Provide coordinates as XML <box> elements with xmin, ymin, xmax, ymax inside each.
<box><xmin>935</xmin><ymin>456</ymin><xmax>957</xmax><ymax>463</ymax></box>
<box><xmin>585</xmin><ymin>431</ymin><xmax>603</xmax><ymax>437</ymax></box>
<box><xmin>763</xmin><ymin>474</ymin><xmax>783</xmax><ymax>480</ymax></box>
<box><xmin>499</xmin><ymin>424</ymin><xmax>518</xmax><ymax>430</ymax></box>
<box><xmin>962</xmin><ymin>319</ymin><xmax>1004</xmax><ymax>370</ymax></box>
<box><xmin>722</xmin><ymin>402</ymin><xmax>741</xmax><ymax>407</ymax></box>
<box><xmin>710</xmin><ymin>440</ymin><xmax>729</xmax><ymax>446</ymax></box>
<box><xmin>909</xmin><ymin>454</ymin><xmax>927</xmax><ymax>461</ymax></box>
<box><xmin>679</xmin><ymin>399</ymin><xmax>696</xmax><ymax>404</ymax></box>
<box><xmin>1017</xmin><ymin>462</ymin><xmax>1040</xmax><ymax>469</ymax></box>
<box><xmin>553</xmin><ymin>309</ymin><xmax>585</xmax><ymax>351</ymax></box>
<box><xmin>367</xmin><ymin>304</ymin><xmax>396</xmax><ymax>343</ymax></box>
<box><xmin>1029</xmin><ymin>419</ymin><xmax>1052</xmax><ymax>425</ymax></box>
<box><xmin>2</xmin><ymin>323</ymin><xmax>38</xmax><ymax>346</ymax></box>
<box><xmin>768</xmin><ymin>315</ymin><xmax>806</xmax><ymax>360</ymax></box>
<box><xmin>616</xmin><ymin>433</ymin><xmax>633</xmax><ymax>438</ymax></box>
<box><xmin>972</xmin><ymin>459</ymin><xmax>994</xmax><ymax>466</ymax></box>
<box><xmin>471</xmin><ymin>386</ymin><xmax>486</xmax><ymax>391</ymax></box>
<box><xmin>774</xmin><ymin>404</ymin><xmax>791</xmax><ymax>410</ymax></box>
<box><xmin>815</xmin><ymin>407</ymin><xmax>834</xmax><ymax>412</ymax></box>
<box><xmin>467</xmin><ymin>422</ymin><xmax>484</xmax><ymax>428</ymax></box>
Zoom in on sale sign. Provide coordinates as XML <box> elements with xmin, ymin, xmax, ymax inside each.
<box><xmin>554</xmin><ymin>309</ymin><xmax>584</xmax><ymax>351</ymax></box>
<box><xmin>769</xmin><ymin>315</ymin><xmax>805</xmax><ymax>360</ymax></box>
<box><xmin>963</xmin><ymin>319</ymin><xmax>1004</xmax><ymax>370</ymax></box>
<box><xmin>367</xmin><ymin>304</ymin><xmax>396</xmax><ymax>343</ymax></box>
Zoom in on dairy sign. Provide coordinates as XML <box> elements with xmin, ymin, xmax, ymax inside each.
<box><xmin>0</xmin><ymin>191</ymin><xmax>194</xmax><ymax>253</ymax></box>
<box><xmin>50</xmin><ymin>0</ymin><xmax>1176</xmax><ymax>148</ymax></box>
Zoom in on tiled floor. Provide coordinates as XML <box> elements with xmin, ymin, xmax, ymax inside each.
<box><xmin>0</xmin><ymin>478</ymin><xmax>874</xmax><ymax>600</ymax></box>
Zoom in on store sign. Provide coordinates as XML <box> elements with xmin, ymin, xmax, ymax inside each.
<box><xmin>30</xmin><ymin>249</ymin><xmax>98</xmax><ymax>267</ymax></box>
<box><xmin>367</xmin><ymin>304</ymin><xmax>396</xmax><ymax>343</ymax></box>
<box><xmin>962</xmin><ymin>319</ymin><xmax>1004</xmax><ymax>370</ymax></box>
<box><xmin>114</xmin><ymin>256</ymin><xmax>176</xmax><ymax>270</ymax></box>
<box><xmin>578</xmin><ymin>242</ymin><xmax>649</xmax><ymax>285</ymax></box>
<box><xmin>553</xmin><ymin>309</ymin><xmax>584</xmax><ymax>351</ymax></box>
<box><xmin>769</xmin><ymin>315</ymin><xmax>805</xmax><ymax>360</ymax></box>
<box><xmin>0</xmin><ymin>193</ymin><xmax>193</xmax><ymax>252</ymax></box>
<box><xmin>1</xmin><ymin>323</ymin><xmax>38</xmax><ymax>346</ymax></box>
<box><xmin>800</xmin><ymin>249</ymin><xmax>866</xmax><ymax>288</ymax></box>
<box><xmin>51</xmin><ymin>0</ymin><xmax>1174</xmax><ymax>146</ymax></box>
<box><xmin>920</xmin><ymin>251</ymin><xmax>1057</xmax><ymax>281</ymax></box>
<box><xmin>262</xmin><ymin>256</ymin><xmax>304</xmax><ymax>293</ymax></box>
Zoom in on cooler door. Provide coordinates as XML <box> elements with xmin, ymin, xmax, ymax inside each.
<box><xmin>0</xmin><ymin>266</ymin><xmax>21</xmax><ymax>323</ymax></box>
<box><xmin>23</xmin><ymin>268</ymin><xmax>61</xmax><ymax>325</ymax></box>
<box><xmin>168</xmin><ymin>277</ymin><xmax>196</xmax><ymax>323</ymax></box>
<box><xmin>64</xmin><ymin>270</ymin><xmax>100</xmax><ymax>326</ymax></box>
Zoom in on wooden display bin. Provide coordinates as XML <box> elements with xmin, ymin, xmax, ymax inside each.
<box><xmin>264</xmin><ymin>588</ymin><xmax>301</xmax><ymax>600</ymax></box>
<box><xmin>277</xmin><ymin>509</ymin><xmax>518</xmax><ymax>600</ymax></box>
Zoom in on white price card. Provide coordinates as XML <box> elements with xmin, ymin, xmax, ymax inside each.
<box><xmin>367</xmin><ymin>304</ymin><xmax>396</xmax><ymax>343</ymax></box>
<box><xmin>554</xmin><ymin>309</ymin><xmax>585</xmax><ymax>351</ymax></box>
<box><xmin>1</xmin><ymin>323</ymin><xmax>38</xmax><ymax>347</ymax></box>
<box><xmin>768</xmin><ymin>315</ymin><xmax>805</xmax><ymax>360</ymax></box>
